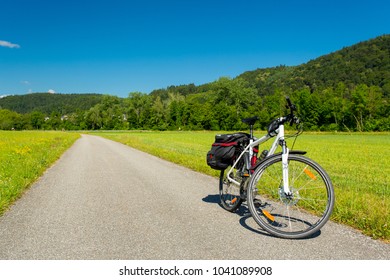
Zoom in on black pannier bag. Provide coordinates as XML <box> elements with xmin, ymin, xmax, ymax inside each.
<box><xmin>206</xmin><ymin>133</ymin><xmax>249</xmax><ymax>170</ymax></box>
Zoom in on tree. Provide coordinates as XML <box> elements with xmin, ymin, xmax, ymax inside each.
<box><xmin>212</xmin><ymin>77</ymin><xmax>257</xmax><ymax>118</ymax></box>
<box><xmin>0</xmin><ymin>109</ymin><xmax>22</xmax><ymax>130</ymax></box>
<box><xmin>294</xmin><ymin>88</ymin><xmax>320</xmax><ymax>130</ymax></box>
<box><xmin>127</xmin><ymin>92</ymin><xmax>152</xmax><ymax>129</ymax></box>
<box><xmin>29</xmin><ymin>111</ymin><xmax>45</xmax><ymax>130</ymax></box>
<box><xmin>85</xmin><ymin>106</ymin><xmax>102</xmax><ymax>130</ymax></box>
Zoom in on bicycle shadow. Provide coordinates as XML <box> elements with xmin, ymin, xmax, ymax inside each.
<box><xmin>202</xmin><ymin>194</ymin><xmax>321</xmax><ymax>240</ymax></box>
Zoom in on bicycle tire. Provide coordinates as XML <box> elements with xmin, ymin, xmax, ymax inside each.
<box><xmin>247</xmin><ymin>154</ymin><xmax>335</xmax><ymax>239</ymax></box>
<box><xmin>219</xmin><ymin>168</ymin><xmax>243</xmax><ymax>212</ymax></box>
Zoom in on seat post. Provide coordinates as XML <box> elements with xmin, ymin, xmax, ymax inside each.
<box><xmin>242</xmin><ymin>116</ymin><xmax>259</xmax><ymax>139</ymax></box>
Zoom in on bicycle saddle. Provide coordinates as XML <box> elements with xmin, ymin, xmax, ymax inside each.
<box><xmin>242</xmin><ymin>116</ymin><xmax>259</xmax><ymax>126</ymax></box>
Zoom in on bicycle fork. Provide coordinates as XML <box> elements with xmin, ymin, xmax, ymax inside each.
<box><xmin>279</xmin><ymin>126</ymin><xmax>292</xmax><ymax>197</ymax></box>
<box><xmin>281</xmin><ymin>141</ymin><xmax>292</xmax><ymax>196</ymax></box>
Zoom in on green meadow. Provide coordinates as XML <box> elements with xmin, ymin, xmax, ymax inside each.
<box><xmin>93</xmin><ymin>131</ymin><xmax>390</xmax><ymax>242</ymax></box>
<box><xmin>1</xmin><ymin>130</ymin><xmax>388</xmax><ymax>241</ymax></box>
<box><xmin>0</xmin><ymin>131</ymin><xmax>80</xmax><ymax>215</ymax></box>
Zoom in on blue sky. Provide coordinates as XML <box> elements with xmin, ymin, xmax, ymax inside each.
<box><xmin>1</xmin><ymin>0</ymin><xmax>389</xmax><ymax>97</ymax></box>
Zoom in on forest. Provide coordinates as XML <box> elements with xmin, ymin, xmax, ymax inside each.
<box><xmin>0</xmin><ymin>35</ymin><xmax>389</xmax><ymax>132</ymax></box>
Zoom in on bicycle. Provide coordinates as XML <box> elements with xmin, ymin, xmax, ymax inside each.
<box><xmin>207</xmin><ymin>97</ymin><xmax>335</xmax><ymax>239</ymax></box>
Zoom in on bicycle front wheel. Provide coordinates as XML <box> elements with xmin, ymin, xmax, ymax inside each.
<box><xmin>247</xmin><ymin>154</ymin><xmax>334</xmax><ymax>239</ymax></box>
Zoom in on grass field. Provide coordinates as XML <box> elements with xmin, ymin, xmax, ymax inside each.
<box><xmin>0</xmin><ymin>131</ymin><xmax>80</xmax><ymax>215</ymax></box>
<box><xmin>92</xmin><ymin>130</ymin><xmax>390</xmax><ymax>242</ymax></box>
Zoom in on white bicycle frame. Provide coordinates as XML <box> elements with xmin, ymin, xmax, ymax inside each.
<box><xmin>226</xmin><ymin>124</ymin><xmax>292</xmax><ymax>195</ymax></box>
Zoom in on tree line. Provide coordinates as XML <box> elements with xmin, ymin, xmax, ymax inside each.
<box><xmin>0</xmin><ymin>77</ymin><xmax>389</xmax><ymax>132</ymax></box>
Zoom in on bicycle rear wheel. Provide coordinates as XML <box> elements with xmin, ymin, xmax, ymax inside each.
<box><xmin>219</xmin><ymin>167</ymin><xmax>243</xmax><ymax>212</ymax></box>
<box><xmin>247</xmin><ymin>154</ymin><xmax>334</xmax><ymax>239</ymax></box>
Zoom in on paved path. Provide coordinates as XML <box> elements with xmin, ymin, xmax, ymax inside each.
<box><xmin>0</xmin><ymin>134</ymin><xmax>388</xmax><ymax>259</ymax></box>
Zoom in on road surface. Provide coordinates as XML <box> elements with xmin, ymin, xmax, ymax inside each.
<box><xmin>0</xmin><ymin>134</ymin><xmax>388</xmax><ymax>259</ymax></box>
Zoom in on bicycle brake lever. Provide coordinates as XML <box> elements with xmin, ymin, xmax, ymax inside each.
<box><xmin>290</xmin><ymin>104</ymin><xmax>296</xmax><ymax>111</ymax></box>
<box><xmin>286</xmin><ymin>96</ymin><xmax>292</xmax><ymax>107</ymax></box>
<box><xmin>290</xmin><ymin>116</ymin><xmax>299</xmax><ymax>126</ymax></box>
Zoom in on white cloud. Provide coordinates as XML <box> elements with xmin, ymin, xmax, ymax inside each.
<box><xmin>48</xmin><ymin>89</ymin><xmax>56</xmax><ymax>94</ymax></box>
<box><xmin>0</xmin><ymin>40</ymin><xmax>20</xmax><ymax>48</ymax></box>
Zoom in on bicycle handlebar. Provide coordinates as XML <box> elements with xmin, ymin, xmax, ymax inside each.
<box><xmin>286</xmin><ymin>96</ymin><xmax>296</xmax><ymax>114</ymax></box>
<box><xmin>267</xmin><ymin>96</ymin><xmax>300</xmax><ymax>136</ymax></box>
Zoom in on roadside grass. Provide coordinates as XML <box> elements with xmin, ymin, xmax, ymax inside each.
<box><xmin>0</xmin><ymin>131</ymin><xmax>80</xmax><ymax>215</ymax></box>
<box><xmin>92</xmin><ymin>130</ymin><xmax>390</xmax><ymax>242</ymax></box>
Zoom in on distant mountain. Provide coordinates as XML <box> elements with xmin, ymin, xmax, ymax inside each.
<box><xmin>237</xmin><ymin>34</ymin><xmax>390</xmax><ymax>96</ymax></box>
<box><xmin>0</xmin><ymin>93</ymin><xmax>104</xmax><ymax>114</ymax></box>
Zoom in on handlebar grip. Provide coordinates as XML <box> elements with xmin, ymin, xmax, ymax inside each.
<box><xmin>286</xmin><ymin>96</ymin><xmax>297</xmax><ymax>112</ymax></box>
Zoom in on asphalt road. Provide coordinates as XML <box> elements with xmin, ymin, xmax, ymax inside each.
<box><xmin>0</xmin><ymin>134</ymin><xmax>388</xmax><ymax>260</ymax></box>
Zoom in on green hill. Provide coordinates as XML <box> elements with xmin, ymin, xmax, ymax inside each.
<box><xmin>238</xmin><ymin>34</ymin><xmax>390</xmax><ymax>95</ymax></box>
<box><xmin>148</xmin><ymin>34</ymin><xmax>390</xmax><ymax>131</ymax></box>
<box><xmin>0</xmin><ymin>93</ymin><xmax>104</xmax><ymax>114</ymax></box>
